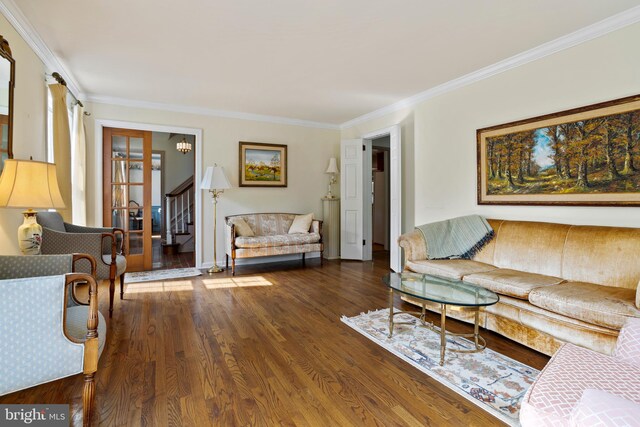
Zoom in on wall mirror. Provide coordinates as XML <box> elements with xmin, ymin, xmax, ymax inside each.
<box><xmin>0</xmin><ymin>35</ymin><xmax>14</xmax><ymax>175</ymax></box>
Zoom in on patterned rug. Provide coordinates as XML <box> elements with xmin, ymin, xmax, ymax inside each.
<box><xmin>125</xmin><ymin>267</ymin><xmax>203</xmax><ymax>284</ymax></box>
<box><xmin>341</xmin><ymin>309</ymin><xmax>538</xmax><ymax>426</ymax></box>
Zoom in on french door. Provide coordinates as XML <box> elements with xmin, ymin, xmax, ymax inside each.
<box><xmin>103</xmin><ymin>127</ymin><xmax>153</xmax><ymax>271</ymax></box>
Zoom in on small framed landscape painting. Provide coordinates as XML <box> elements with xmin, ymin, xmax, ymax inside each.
<box><xmin>239</xmin><ymin>141</ymin><xmax>287</xmax><ymax>187</ymax></box>
<box><xmin>477</xmin><ymin>94</ymin><xmax>640</xmax><ymax>206</ymax></box>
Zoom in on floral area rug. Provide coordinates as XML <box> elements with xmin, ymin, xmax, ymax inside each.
<box><xmin>125</xmin><ymin>267</ymin><xmax>202</xmax><ymax>284</ymax></box>
<box><xmin>341</xmin><ymin>309</ymin><xmax>538</xmax><ymax>426</ymax></box>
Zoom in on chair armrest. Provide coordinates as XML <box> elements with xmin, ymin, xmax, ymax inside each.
<box><xmin>615</xmin><ymin>317</ymin><xmax>640</xmax><ymax>366</ymax></box>
<box><xmin>63</xmin><ymin>273</ymin><xmax>100</xmax><ymax>375</ymax></box>
<box><xmin>70</xmin><ymin>254</ymin><xmax>97</xmax><ymax>306</ymax></box>
<box><xmin>398</xmin><ymin>229</ymin><xmax>427</xmax><ymax>264</ymax></box>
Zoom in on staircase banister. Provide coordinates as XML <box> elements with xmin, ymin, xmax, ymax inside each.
<box><xmin>166</xmin><ymin>176</ymin><xmax>194</xmax><ymax>197</ymax></box>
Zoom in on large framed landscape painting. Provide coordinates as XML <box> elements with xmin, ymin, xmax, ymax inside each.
<box><xmin>239</xmin><ymin>141</ymin><xmax>287</xmax><ymax>187</ymax></box>
<box><xmin>477</xmin><ymin>94</ymin><xmax>640</xmax><ymax>206</ymax></box>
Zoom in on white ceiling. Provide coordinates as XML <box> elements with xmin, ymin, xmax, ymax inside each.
<box><xmin>9</xmin><ymin>0</ymin><xmax>640</xmax><ymax>125</ymax></box>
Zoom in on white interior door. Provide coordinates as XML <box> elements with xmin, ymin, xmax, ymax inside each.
<box><xmin>340</xmin><ymin>139</ymin><xmax>364</xmax><ymax>260</ymax></box>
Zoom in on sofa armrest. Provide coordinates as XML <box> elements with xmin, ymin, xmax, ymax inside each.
<box><xmin>311</xmin><ymin>219</ymin><xmax>322</xmax><ymax>235</ymax></box>
<box><xmin>398</xmin><ymin>229</ymin><xmax>427</xmax><ymax>264</ymax></box>
<box><xmin>225</xmin><ymin>222</ymin><xmax>235</xmax><ymax>256</ymax></box>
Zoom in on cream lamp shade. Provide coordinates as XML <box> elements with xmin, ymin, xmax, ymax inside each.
<box><xmin>0</xmin><ymin>159</ymin><xmax>66</xmax><ymax>209</ymax></box>
<box><xmin>201</xmin><ymin>164</ymin><xmax>232</xmax><ymax>190</ymax></box>
<box><xmin>0</xmin><ymin>159</ymin><xmax>66</xmax><ymax>254</ymax></box>
<box><xmin>325</xmin><ymin>157</ymin><xmax>339</xmax><ymax>175</ymax></box>
<box><xmin>324</xmin><ymin>157</ymin><xmax>339</xmax><ymax>198</ymax></box>
<box><xmin>200</xmin><ymin>164</ymin><xmax>231</xmax><ymax>274</ymax></box>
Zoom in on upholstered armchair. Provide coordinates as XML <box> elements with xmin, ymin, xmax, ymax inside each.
<box><xmin>0</xmin><ymin>254</ymin><xmax>106</xmax><ymax>427</ymax></box>
<box><xmin>37</xmin><ymin>211</ymin><xmax>126</xmax><ymax>317</ymax></box>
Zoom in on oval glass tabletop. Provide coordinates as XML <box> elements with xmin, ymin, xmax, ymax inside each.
<box><xmin>382</xmin><ymin>271</ymin><xmax>499</xmax><ymax>307</ymax></box>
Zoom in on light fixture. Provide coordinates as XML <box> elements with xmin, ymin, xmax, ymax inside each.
<box><xmin>0</xmin><ymin>159</ymin><xmax>66</xmax><ymax>254</ymax></box>
<box><xmin>201</xmin><ymin>164</ymin><xmax>232</xmax><ymax>274</ymax></box>
<box><xmin>325</xmin><ymin>157</ymin><xmax>339</xmax><ymax>198</ymax></box>
<box><xmin>176</xmin><ymin>136</ymin><xmax>192</xmax><ymax>154</ymax></box>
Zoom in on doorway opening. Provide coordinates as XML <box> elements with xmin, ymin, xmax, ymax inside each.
<box><xmin>371</xmin><ymin>136</ymin><xmax>390</xmax><ymax>260</ymax></box>
<box><xmin>102</xmin><ymin>127</ymin><xmax>196</xmax><ymax>271</ymax></box>
<box><xmin>151</xmin><ymin>132</ymin><xmax>195</xmax><ymax>270</ymax></box>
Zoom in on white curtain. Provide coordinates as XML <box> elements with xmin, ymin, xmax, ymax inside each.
<box><xmin>71</xmin><ymin>103</ymin><xmax>86</xmax><ymax>225</ymax></box>
<box><xmin>48</xmin><ymin>84</ymin><xmax>72</xmax><ymax>221</ymax></box>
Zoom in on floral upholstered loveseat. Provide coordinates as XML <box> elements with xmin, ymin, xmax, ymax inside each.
<box><xmin>225</xmin><ymin>213</ymin><xmax>323</xmax><ymax>275</ymax></box>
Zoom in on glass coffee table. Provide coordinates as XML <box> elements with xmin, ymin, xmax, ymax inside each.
<box><xmin>383</xmin><ymin>271</ymin><xmax>499</xmax><ymax>366</ymax></box>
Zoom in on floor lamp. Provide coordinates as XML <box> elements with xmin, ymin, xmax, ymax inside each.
<box><xmin>201</xmin><ymin>164</ymin><xmax>231</xmax><ymax>274</ymax></box>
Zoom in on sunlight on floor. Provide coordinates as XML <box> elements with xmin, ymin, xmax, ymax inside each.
<box><xmin>126</xmin><ymin>280</ymin><xmax>195</xmax><ymax>294</ymax></box>
<box><xmin>203</xmin><ymin>276</ymin><xmax>273</xmax><ymax>289</ymax></box>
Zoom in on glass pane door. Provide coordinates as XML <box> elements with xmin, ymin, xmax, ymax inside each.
<box><xmin>103</xmin><ymin>128</ymin><xmax>152</xmax><ymax>271</ymax></box>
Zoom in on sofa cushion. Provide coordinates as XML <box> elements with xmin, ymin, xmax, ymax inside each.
<box><xmin>235</xmin><ymin>233</ymin><xmax>321</xmax><ymax>249</ymax></box>
<box><xmin>464</xmin><ymin>269</ymin><xmax>564</xmax><ymax>300</ymax></box>
<box><xmin>231</xmin><ymin>217</ymin><xmax>254</xmax><ymax>237</ymax></box>
<box><xmin>288</xmin><ymin>213</ymin><xmax>313</xmax><ymax>234</ymax></box>
<box><xmin>405</xmin><ymin>259</ymin><xmax>497</xmax><ymax>280</ymax></box>
<box><xmin>529</xmin><ymin>282</ymin><xmax>640</xmax><ymax>330</ymax></box>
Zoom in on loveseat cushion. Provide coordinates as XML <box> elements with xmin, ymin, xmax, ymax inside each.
<box><xmin>234</xmin><ymin>233</ymin><xmax>321</xmax><ymax>249</ymax></box>
<box><xmin>464</xmin><ymin>269</ymin><xmax>564</xmax><ymax>300</ymax></box>
<box><xmin>405</xmin><ymin>259</ymin><xmax>496</xmax><ymax>280</ymax></box>
<box><xmin>529</xmin><ymin>282</ymin><xmax>640</xmax><ymax>330</ymax></box>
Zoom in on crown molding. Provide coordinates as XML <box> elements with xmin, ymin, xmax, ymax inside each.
<box><xmin>87</xmin><ymin>94</ymin><xmax>340</xmax><ymax>130</ymax></box>
<box><xmin>0</xmin><ymin>0</ymin><xmax>84</xmax><ymax>97</ymax></box>
<box><xmin>340</xmin><ymin>5</ymin><xmax>640</xmax><ymax>130</ymax></box>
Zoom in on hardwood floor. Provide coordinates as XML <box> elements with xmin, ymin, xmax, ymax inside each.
<box><xmin>1</xmin><ymin>254</ymin><xmax>549</xmax><ymax>426</ymax></box>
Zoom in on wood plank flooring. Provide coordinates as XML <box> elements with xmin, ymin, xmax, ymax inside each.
<box><xmin>1</xmin><ymin>254</ymin><xmax>549</xmax><ymax>426</ymax></box>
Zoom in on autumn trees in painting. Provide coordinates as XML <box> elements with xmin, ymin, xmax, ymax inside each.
<box><xmin>485</xmin><ymin>110</ymin><xmax>640</xmax><ymax>195</ymax></box>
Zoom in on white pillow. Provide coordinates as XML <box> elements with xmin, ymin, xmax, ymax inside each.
<box><xmin>570</xmin><ymin>389</ymin><xmax>640</xmax><ymax>427</ymax></box>
<box><xmin>231</xmin><ymin>217</ymin><xmax>254</xmax><ymax>237</ymax></box>
<box><xmin>288</xmin><ymin>213</ymin><xmax>313</xmax><ymax>234</ymax></box>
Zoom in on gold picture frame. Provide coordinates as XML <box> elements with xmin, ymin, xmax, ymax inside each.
<box><xmin>477</xmin><ymin>94</ymin><xmax>640</xmax><ymax>206</ymax></box>
<box><xmin>239</xmin><ymin>141</ymin><xmax>287</xmax><ymax>187</ymax></box>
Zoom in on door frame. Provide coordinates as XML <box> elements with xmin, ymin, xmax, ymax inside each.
<box><xmin>94</xmin><ymin>120</ymin><xmax>204</xmax><ymax>268</ymax></box>
<box><xmin>362</xmin><ymin>125</ymin><xmax>401</xmax><ymax>272</ymax></box>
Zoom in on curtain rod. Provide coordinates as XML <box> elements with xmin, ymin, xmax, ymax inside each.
<box><xmin>47</xmin><ymin>72</ymin><xmax>91</xmax><ymax>116</ymax></box>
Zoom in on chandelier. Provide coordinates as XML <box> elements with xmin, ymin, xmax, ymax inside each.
<box><xmin>176</xmin><ymin>136</ymin><xmax>192</xmax><ymax>154</ymax></box>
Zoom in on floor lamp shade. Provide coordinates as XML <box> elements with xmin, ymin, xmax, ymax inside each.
<box><xmin>0</xmin><ymin>159</ymin><xmax>66</xmax><ymax>254</ymax></box>
<box><xmin>201</xmin><ymin>165</ymin><xmax>232</xmax><ymax>191</ymax></box>
<box><xmin>201</xmin><ymin>164</ymin><xmax>231</xmax><ymax>273</ymax></box>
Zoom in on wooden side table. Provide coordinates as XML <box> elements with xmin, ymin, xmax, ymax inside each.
<box><xmin>322</xmin><ymin>197</ymin><xmax>340</xmax><ymax>259</ymax></box>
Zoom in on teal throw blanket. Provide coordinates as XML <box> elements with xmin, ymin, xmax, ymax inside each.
<box><xmin>416</xmin><ymin>215</ymin><xmax>494</xmax><ymax>260</ymax></box>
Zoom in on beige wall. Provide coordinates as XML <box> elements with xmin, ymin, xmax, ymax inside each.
<box><xmin>151</xmin><ymin>132</ymin><xmax>195</xmax><ymax>195</ymax></box>
<box><xmin>0</xmin><ymin>15</ymin><xmax>48</xmax><ymax>254</ymax></box>
<box><xmin>84</xmin><ymin>103</ymin><xmax>340</xmax><ymax>266</ymax></box>
<box><xmin>343</xmin><ymin>22</ymin><xmax>640</xmax><ymax>231</ymax></box>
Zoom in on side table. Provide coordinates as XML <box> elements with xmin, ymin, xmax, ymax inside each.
<box><xmin>322</xmin><ymin>197</ymin><xmax>340</xmax><ymax>259</ymax></box>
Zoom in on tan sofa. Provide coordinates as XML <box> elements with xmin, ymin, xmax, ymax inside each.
<box><xmin>398</xmin><ymin>219</ymin><xmax>640</xmax><ymax>356</ymax></box>
<box><xmin>225</xmin><ymin>213</ymin><xmax>323</xmax><ymax>275</ymax></box>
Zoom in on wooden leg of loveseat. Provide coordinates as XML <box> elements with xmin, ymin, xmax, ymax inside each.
<box><xmin>82</xmin><ymin>373</ymin><xmax>95</xmax><ymax>426</ymax></box>
<box><xmin>232</xmin><ymin>257</ymin><xmax>236</xmax><ymax>276</ymax></box>
<box><xmin>302</xmin><ymin>253</ymin><xmax>306</xmax><ymax>266</ymax></box>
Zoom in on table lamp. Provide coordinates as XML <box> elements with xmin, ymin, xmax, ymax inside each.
<box><xmin>201</xmin><ymin>164</ymin><xmax>231</xmax><ymax>273</ymax></box>
<box><xmin>0</xmin><ymin>159</ymin><xmax>66</xmax><ymax>254</ymax></box>
<box><xmin>325</xmin><ymin>157</ymin><xmax>339</xmax><ymax>198</ymax></box>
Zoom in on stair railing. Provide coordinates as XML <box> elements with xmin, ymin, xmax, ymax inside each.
<box><xmin>165</xmin><ymin>176</ymin><xmax>194</xmax><ymax>245</ymax></box>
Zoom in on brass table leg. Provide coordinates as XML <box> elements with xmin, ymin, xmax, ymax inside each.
<box><xmin>440</xmin><ymin>303</ymin><xmax>446</xmax><ymax>366</ymax></box>
<box><xmin>388</xmin><ymin>288</ymin><xmax>394</xmax><ymax>338</ymax></box>
<box><xmin>474</xmin><ymin>309</ymin><xmax>480</xmax><ymax>347</ymax></box>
